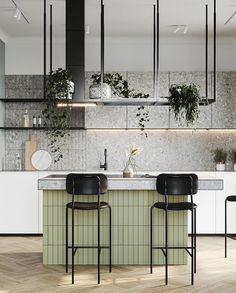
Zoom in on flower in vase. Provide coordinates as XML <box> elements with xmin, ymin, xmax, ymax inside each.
<box><xmin>124</xmin><ymin>144</ymin><xmax>143</xmax><ymax>172</ymax></box>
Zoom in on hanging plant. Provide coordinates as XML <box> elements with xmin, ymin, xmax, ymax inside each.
<box><xmin>91</xmin><ymin>73</ymin><xmax>150</xmax><ymax>135</ymax></box>
<box><xmin>42</xmin><ymin>68</ymin><xmax>72</xmax><ymax>163</ymax></box>
<box><xmin>168</xmin><ymin>83</ymin><xmax>202</xmax><ymax>126</ymax></box>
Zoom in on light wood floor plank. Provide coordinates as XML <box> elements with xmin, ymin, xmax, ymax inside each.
<box><xmin>0</xmin><ymin>236</ymin><xmax>236</xmax><ymax>292</ymax></box>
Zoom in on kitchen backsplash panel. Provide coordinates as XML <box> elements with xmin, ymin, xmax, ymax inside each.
<box><xmin>2</xmin><ymin>73</ymin><xmax>236</xmax><ymax>171</ymax></box>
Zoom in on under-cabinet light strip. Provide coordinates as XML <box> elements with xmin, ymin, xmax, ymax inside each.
<box><xmin>57</xmin><ymin>103</ymin><xmax>96</xmax><ymax>108</ymax></box>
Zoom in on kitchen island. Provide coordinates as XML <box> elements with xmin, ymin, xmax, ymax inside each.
<box><xmin>38</xmin><ymin>173</ymin><xmax>223</xmax><ymax>266</ymax></box>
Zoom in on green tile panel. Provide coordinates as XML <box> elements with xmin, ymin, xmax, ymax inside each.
<box><xmin>43</xmin><ymin>190</ymin><xmax>188</xmax><ymax>265</ymax></box>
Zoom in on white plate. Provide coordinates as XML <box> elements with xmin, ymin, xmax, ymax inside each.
<box><xmin>31</xmin><ymin>150</ymin><xmax>52</xmax><ymax>170</ymax></box>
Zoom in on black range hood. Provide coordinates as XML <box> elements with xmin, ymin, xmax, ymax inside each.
<box><xmin>66</xmin><ymin>0</ymin><xmax>85</xmax><ymax>101</ymax></box>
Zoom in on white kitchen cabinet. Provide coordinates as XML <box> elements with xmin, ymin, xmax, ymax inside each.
<box><xmin>188</xmin><ymin>190</ymin><xmax>216</xmax><ymax>234</ymax></box>
<box><xmin>0</xmin><ymin>172</ymin><xmax>39</xmax><ymax>233</ymax></box>
<box><xmin>215</xmin><ymin>172</ymin><xmax>236</xmax><ymax>233</ymax></box>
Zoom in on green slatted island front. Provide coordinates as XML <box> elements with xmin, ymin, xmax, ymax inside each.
<box><xmin>38</xmin><ymin>173</ymin><xmax>223</xmax><ymax>266</ymax></box>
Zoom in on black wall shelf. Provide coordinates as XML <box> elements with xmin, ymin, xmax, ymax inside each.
<box><xmin>0</xmin><ymin>99</ymin><xmax>44</xmax><ymax>103</ymax></box>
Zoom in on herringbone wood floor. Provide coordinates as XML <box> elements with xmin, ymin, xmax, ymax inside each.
<box><xmin>0</xmin><ymin>236</ymin><xmax>236</xmax><ymax>292</ymax></box>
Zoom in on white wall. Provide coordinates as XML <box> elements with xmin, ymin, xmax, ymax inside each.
<box><xmin>4</xmin><ymin>36</ymin><xmax>236</xmax><ymax>74</ymax></box>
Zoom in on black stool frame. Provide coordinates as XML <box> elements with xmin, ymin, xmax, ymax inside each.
<box><xmin>65</xmin><ymin>174</ymin><xmax>112</xmax><ymax>284</ymax></box>
<box><xmin>225</xmin><ymin>195</ymin><xmax>236</xmax><ymax>258</ymax></box>
<box><xmin>150</xmin><ymin>174</ymin><xmax>197</xmax><ymax>285</ymax></box>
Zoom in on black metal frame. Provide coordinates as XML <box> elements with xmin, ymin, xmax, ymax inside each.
<box><xmin>156</xmin><ymin>0</ymin><xmax>217</xmax><ymax>105</ymax></box>
<box><xmin>225</xmin><ymin>196</ymin><xmax>236</xmax><ymax>258</ymax></box>
<box><xmin>65</xmin><ymin>175</ymin><xmax>112</xmax><ymax>285</ymax></box>
<box><xmin>150</xmin><ymin>175</ymin><xmax>197</xmax><ymax>285</ymax></box>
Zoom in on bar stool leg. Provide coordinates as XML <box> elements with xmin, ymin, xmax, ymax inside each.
<box><xmin>165</xmin><ymin>209</ymin><xmax>168</xmax><ymax>285</ymax></box>
<box><xmin>150</xmin><ymin>206</ymin><xmax>154</xmax><ymax>274</ymax></box>
<box><xmin>66</xmin><ymin>207</ymin><xmax>68</xmax><ymax>273</ymax></box>
<box><xmin>225</xmin><ymin>199</ymin><xmax>227</xmax><ymax>258</ymax></box>
<box><xmin>191</xmin><ymin>209</ymin><xmax>194</xmax><ymax>285</ymax></box>
<box><xmin>194</xmin><ymin>208</ymin><xmax>197</xmax><ymax>273</ymax></box>
<box><xmin>109</xmin><ymin>206</ymin><xmax>112</xmax><ymax>273</ymax></box>
<box><xmin>72</xmin><ymin>207</ymin><xmax>75</xmax><ymax>284</ymax></box>
<box><xmin>98</xmin><ymin>207</ymin><xmax>101</xmax><ymax>284</ymax></box>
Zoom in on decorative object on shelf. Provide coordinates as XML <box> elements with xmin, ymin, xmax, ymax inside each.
<box><xmin>168</xmin><ymin>83</ymin><xmax>203</xmax><ymax>126</ymax></box>
<box><xmin>213</xmin><ymin>148</ymin><xmax>227</xmax><ymax>171</ymax></box>
<box><xmin>38</xmin><ymin>115</ymin><xmax>42</xmax><ymax>128</ymax></box>
<box><xmin>89</xmin><ymin>83</ymin><xmax>111</xmax><ymax>99</ymax></box>
<box><xmin>42</xmin><ymin>68</ymin><xmax>72</xmax><ymax>163</ymax></box>
<box><xmin>31</xmin><ymin>150</ymin><xmax>52</xmax><ymax>170</ymax></box>
<box><xmin>24</xmin><ymin>135</ymin><xmax>39</xmax><ymax>171</ymax></box>
<box><xmin>33</xmin><ymin>116</ymin><xmax>37</xmax><ymax>128</ymax></box>
<box><xmin>123</xmin><ymin>145</ymin><xmax>142</xmax><ymax>178</ymax></box>
<box><xmin>23</xmin><ymin>109</ymin><xmax>29</xmax><ymax>127</ymax></box>
<box><xmin>91</xmin><ymin>73</ymin><xmax>150</xmax><ymax>135</ymax></box>
<box><xmin>229</xmin><ymin>149</ymin><xmax>236</xmax><ymax>171</ymax></box>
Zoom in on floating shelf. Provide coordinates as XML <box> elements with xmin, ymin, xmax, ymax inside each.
<box><xmin>0</xmin><ymin>99</ymin><xmax>45</xmax><ymax>103</ymax></box>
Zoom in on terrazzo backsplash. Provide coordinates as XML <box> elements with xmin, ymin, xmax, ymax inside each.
<box><xmin>1</xmin><ymin>72</ymin><xmax>236</xmax><ymax>171</ymax></box>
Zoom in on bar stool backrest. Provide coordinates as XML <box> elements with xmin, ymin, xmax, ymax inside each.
<box><xmin>156</xmin><ymin>173</ymin><xmax>198</xmax><ymax>196</ymax></box>
<box><xmin>66</xmin><ymin>173</ymin><xmax>108</xmax><ymax>196</ymax></box>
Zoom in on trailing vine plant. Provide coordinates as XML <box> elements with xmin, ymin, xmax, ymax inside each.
<box><xmin>91</xmin><ymin>73</ymin><xmax>150</xmax><ymax>135</ymax></box>
<box><xmin>42</xmin><ymin>68</ymin><xmax>72</xmax><ymax>163</ymax></box>
<box><xmin>168</xmin><ymin>83</ymin><xmax>202</xmax><ymax>126</ymax></box>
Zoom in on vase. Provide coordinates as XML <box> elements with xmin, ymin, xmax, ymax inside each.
<box><xmin>89</xmin><ymin>83</ymin><xmax>111</xmax><ymax>99</ymax></box>
<box><xmin>216</xmin><ymin>163</ymin><xmax>225</xmax><ymax>171</ymax></box>
<box><xmin>123</xmin><ymin>165</ymin><xmax>134</xmax><ymax>178</ymax></box>
<box><xmin>234</xmin><ymin>163</ymin><xmax>236</xmax><ymax>171</ymax></box>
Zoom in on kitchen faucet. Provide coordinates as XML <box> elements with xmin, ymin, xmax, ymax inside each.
<box><xmin>100</xmin><ymin>148</ymin><xmax>108</xmax><ymax>170</ymax></box>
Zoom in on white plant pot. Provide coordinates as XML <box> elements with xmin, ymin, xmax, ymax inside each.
<box><xmin>234</xmin><ymin>163</ymin><xmax>236</xmax><ymax>171</ymax></box>
<box><xmin>216</xmin><ymin>163</ymin><xmax>225</xmax><ymax>171</ymax></box>
<box><xmin>89</xmin><ymin>83</ymin><xmax>112</xmax><ymax>99</ymax></box>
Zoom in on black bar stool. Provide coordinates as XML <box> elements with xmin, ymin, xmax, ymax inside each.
<box><xmin>225</xmin><ymin>195</ymin><xmax>236</xmax><ymax>258</ymax></box>
<box><xmin>65</xmin><ymin>173</ymin><xmax>112</xmax><ymax>284</ymax></box>
<box><xmin>150</xmin><ymin>173</ymin><xmax>198</xmax><ymax>285</ymax></box>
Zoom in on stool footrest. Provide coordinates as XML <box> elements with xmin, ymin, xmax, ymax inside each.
<box><xmin>152</xmin><ymin>246</ymin><xmax>195</xmax><ymax>250</ymax></box>
<box><xmin>68</xmin><ymin>245</ymin><xmax>109</xmax><ymax>249</ymax></box>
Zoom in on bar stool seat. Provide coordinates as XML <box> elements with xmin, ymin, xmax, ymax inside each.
<box><xmin>150</xmin><ymin>173</ymin><xmax>198</xmax><ymax>286</ymax></box>
<box><xmin>225</xmin><ymin>195</ymin><xmax>236</xmax><ymax>258</ymax></box>
<box><xmin>65</xmin><ymin>173</ymin><xmax>112</xmax><ymax>285</ymax></box>
<box><xmin>154</xmin><ymin>202</ymin><xmax>197</xmax><ymax>211</ymax></box>
<box><xmin>225</xmin><ymin>195</ymin><xmax>236</xmax><ymax>202</ymax></box>
<box><xmin>67</xmin><ymin>201</ymin><xmax>110</xmax><ymax>210</ymax></box>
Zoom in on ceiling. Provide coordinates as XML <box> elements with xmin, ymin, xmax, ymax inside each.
<box><xmin>0</xmin><ymin>0</ymin><xmax>236</xmax><ymax>38</ymax></box>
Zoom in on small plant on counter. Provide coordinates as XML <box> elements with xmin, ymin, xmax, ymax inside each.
<box><xmin>42</xmin><ymin>68</ymin><xmax>73</xmax><ymax>163</ymax></box>
<box><xmin>168</xmin><ymin>83</ymin><xmax>202</xmax><ymax>126</ymax></box>
<box><xmin>91</xmin><ymin>73</ymin><xmax>150</xmax><ymax>136</ymax></box>
<box><xmin>213</xmin><ymin>148</ymin><xmax>227</xmax><ymax>171</ymax></box>
<box><xmin>123</xmin><ymin>145</ymin><xmax>143</xmax><ymax>178</ymax></box>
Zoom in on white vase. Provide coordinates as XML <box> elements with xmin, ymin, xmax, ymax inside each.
<box><xmin>123</xmin><ymin>166</ymin><xmax>134</xmax><ymax>178</ymax></box>
<box><xmin>234</xmin><ymin>163</ymin><xmax>236</xmax><ymax>171</ymax></box>
<box><xmin>216</xmin><ymin>163</ymin><xmax>225</xmax><ymax>171</ymax></box>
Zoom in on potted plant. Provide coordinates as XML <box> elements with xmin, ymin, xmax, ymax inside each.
<box><xmin>168</xmin><ymin>83</ymin><xmax>202</xmax><ymax>126</ymax></box>
<box><xmin>213</xmin><ymin>148</ymin><xmax>227</xmax><ymax>171</ymax></box>
<box><xmin>42</xmin><ymin>68</ymin><xmax>73</xmax><ymax>163</ymax></box>
<box><xmin>90</xmin><ymin>73</ymin><xmax>150</xmax><ymax>135</ymax></box>
<box><xmin>123</xmin><ymin>145</ymin><xmax>142</xmax><ymax>178</ymax></box>
<box><xmin>230</xmin><ymin>150</ymin><xmax>236</xmax><ymax>171</ymax></box>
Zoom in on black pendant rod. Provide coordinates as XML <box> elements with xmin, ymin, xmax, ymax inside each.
<box><xmin>101</xmin><ymin>0</ymin><xmax>104</xmax><ymax>99</ymax></box>
<box><xmin>156</xmin><ymin>0</ymin><xmax>160</xmax><ymax>100</ymax></box>
<box><xmin>153</xmin><ymin>4</ymin><xmax>156</xmax><ymax>99</ymax></box>
<box><xmin>50</xmin><ymin>5</ymin><xmax>53</xmax><ymax>73</ymax></box>
<box><xmin>213</xmin><ymin>0</ymin><xmax>216</xmax><ymax>102</ymax></box>
<box><xmin>43</xmin><ymin>0</ymin><xmax>46</xmax><ymax>99</ymax></box>
<box><xmin>205</xmin><ymin>4</ymin><xmax>208</xmax><ymax>99</ymax></box>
